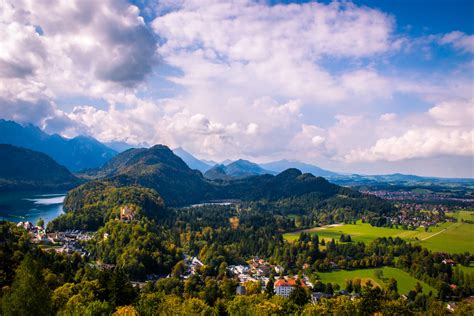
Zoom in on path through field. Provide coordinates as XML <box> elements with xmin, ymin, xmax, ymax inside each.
<box><xmin>420</xmin><ymin>228</ymin><xmax>448</xmax><ymax>241</ymax></box>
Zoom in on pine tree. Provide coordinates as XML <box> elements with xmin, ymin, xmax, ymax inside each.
<box><xmin>265</xmin><ymin>276</ymin><xmax>275</xmax><ymax>297</ymax></box>
<box><xmin>289</xmin><ymin>279</ymin><xmax>309</xmax><ymax>306</ymax></box>
<box><xmin>2</xmin><ymin>255</ymin><xmax>52</xmax><ymax>316</ymax></box>
<box><xmin>108</xmin><ymin>268</ymin><xmax>137</xmax><ymax>308</ymax></box>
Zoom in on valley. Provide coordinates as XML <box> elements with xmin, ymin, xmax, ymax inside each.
<box><xmin>1</xmin><ymin>124</ymin><xmax>473</xmax><ymax>315</ymax></box>
<box><xmin>284</xmin><ymin>212</ymin><xmax>474</xmax><ymax>254</ymax></box>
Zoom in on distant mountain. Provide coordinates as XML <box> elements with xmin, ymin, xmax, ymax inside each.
<box><xmin>172</xmin><ymin>147</ymin><xmax>212</xmax><ymax>173</ymax></box>
<box><xmin>87</xmin><ymin>145</ymin><xmax>214</xmax><ymax>206</ymax></box>
<box><xmin>203</xmin><ymin>164</ymin><xmax>230</xmax><ymax>180</ymax></box>
<box><xmin>0</xmin><ymin>120</ymin><xmax>117</xmax><ymax>171</ymax></box>
<box><xmin>259</xmin><ymin>159</ymin><xmax>338</xmax><ymax>178</ymax></box>
<box><xmin>0</xmin><ymin>144</ymin><xmax>81</xmax><ymax>191</ymax></box>
<box><xmin>204</xmin><ymin>159</ymin><xmax>275</xmax><ymax>180</ymax></box>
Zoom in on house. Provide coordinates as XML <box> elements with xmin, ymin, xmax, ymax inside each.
<box><xmin>274</xmin><ymin>278</ymin><xmax>306</xmax><ymax>298</ymax></box>
<box><xmin>120</xmin><ymin>206</ymin><xmax>135</xmax><ymax>221</ymax></box>
<box><xmin>442</xmin><ymin>259</ymin><xmax>456</xmax><ymax>266</ymax></box>
<box><xmin>191</xmin><ymin>257</ymin><xmax>204</xmax><ymax>274</ymax></box>
<box><xmin>311</xmin><ymin>292</ymin><xmax>332</xmax><ymax>303</ymax></box>
<box><xmin>236</xmin><ymin>285</ymin><xmax>246</xmax><ymax>295</ymax></box>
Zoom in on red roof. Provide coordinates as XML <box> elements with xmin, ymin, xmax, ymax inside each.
<box><xmin>274</xmin><ymin>278</ymin><xmax>306</xmax><ymax>288</ymax></box>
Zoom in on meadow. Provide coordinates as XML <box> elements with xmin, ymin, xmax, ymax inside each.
<box><xmin>283</xmin><ymin>211</ymin><xmax>474</xmax><ymax>254</ymax></box>
<box><xmin>316</xmin><ymin>267</ymin><xmax>436</xmax><ymax>295</ymax></box>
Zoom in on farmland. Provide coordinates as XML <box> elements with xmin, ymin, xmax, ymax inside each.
<box><xmin>316</xmin><ymin>267</ymin><xmax>437</xmax><ymax>295</ymax></box>
<box><xmin>283</xmin><ymin>211</ymin><xmax>474</xmax><ymax>254</ymax></box>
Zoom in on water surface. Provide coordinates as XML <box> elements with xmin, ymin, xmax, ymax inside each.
<box><xmin>0</xmin><ymin>192</ymin><xmax>65</xmax><ymax>224</ymax></box>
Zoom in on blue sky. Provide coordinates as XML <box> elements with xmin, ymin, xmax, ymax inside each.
<box><xmin>0</xmin><ymin>0</ymin><xmax>472</xmax><ymax>177</ymax></box>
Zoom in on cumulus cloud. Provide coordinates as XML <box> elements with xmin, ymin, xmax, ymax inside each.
<box><xmin>0</xmin><ymin>0</ymin><xmax>156</xmax><ymax>98</ymax></box>
<box><xmin>152</xmin><ymin>0</ymin><xmax>396</xmax><ymax>104</ymax></box>
<box><xmin>345</xmin><ymin>129</ymin><xmax>473</xmax><ymax>162</ymax></box>
<box><xmin>344</xmin><ymin>99</ymin><xmax>474</xmax><ymax>163</ymax></box>
<box><xmin>428</xmin><ymin>99</ymin><xmax>474</xmax><ymax>127</ymax></box>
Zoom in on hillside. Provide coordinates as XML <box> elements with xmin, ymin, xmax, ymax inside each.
<box><xmin>48</xmin><ymin>181</ymin><xmax>166</xmax><ymax>231</ymax></box>
<box><xmin>0</xmin><ymin>119</ymin><xmax>116</xmax><ymax>171</ymax></box>
<box><xmin>88</xmin><ymin>145</ymin><xmax>214</xmax><ymax>206</ymax></box>
<box><xmin>0</xmin><ymin>144</ymin><xmax>81</xmax><ymax>191</ymax></box>
<box><xmin>70</xmin><ymin>144</ymin><xmax>393</xmax><ymax>217</ymax></box>
<box><xmin>204</xmin><ymin>159</ymin><xmax>275</xmax><ymax>180</ymax></box>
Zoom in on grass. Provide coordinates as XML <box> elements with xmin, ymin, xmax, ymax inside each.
<box><xmin>316</xmin><ymin>267</ymin><xmax>436</xmax><ymax>295</ymax></box>
<box><xmin>449</xmin><ymin>210</ymin><xmax>474</xmax><ymax>222</ymax></box>
<box><xmin>284</xmin><ymin>211</ymin><xmax>474</xmax><ymax>254</ymax></box>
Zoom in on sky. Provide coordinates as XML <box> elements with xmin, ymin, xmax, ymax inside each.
<box><xmin>0</xmin><ymin>0</ymin><xmax>473</xmax><ymax>177</ymax></box>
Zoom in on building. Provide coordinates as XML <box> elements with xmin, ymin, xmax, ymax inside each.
<box><xmin>274</xmin><ymin>278</ymin><xmax>306</xmax><ymax>298</ymax></box>
<box><xmin>442</xmin><ymin>259</ymin><xmax>456</xmax><ymax>266</ymax></box>
<box><xmin>120</xmin><ymin>206</ymin><xmax>135</xmax><ymax>221</ymax></box>
<box><xmin>236</xmin><ymin>285</ymin><xmax>246</xmax><ymax>295</ymax></box>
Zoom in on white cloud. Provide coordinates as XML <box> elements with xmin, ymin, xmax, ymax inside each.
<box><xmin>439</xmin><ymin>31</ymin><xmax>474</xmax><ymax>53</ymax></box>
<box><xmin>0</xmin><ymin>0</ymin><xmax>156</xmax><ymax>112</ymax></box>
<box><xmin>152</xmin><ymin>0</ymin><xmax>396</xmax><ymax>104</ymax></box>
<box><xmin>345</xmin><ymin>128</ymin><xmax>473</xmax><ymax>162</ymax></box>
<box><xmin>344</xmin><ymin>99</ymin><xmax>474</xmax><ymax>162</ymax></box>
<box><xmin>428</xmin><ymin>99</ymin><xmax>474</xmax><ymax>127</ymax></box>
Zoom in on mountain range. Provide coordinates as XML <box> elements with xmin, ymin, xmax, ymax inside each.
<box><xmin>1</xmin><ymin>120</ymin><xmax>471</xmax><ymax>191</ymax></box>
<box><xmin>0</xmin><ymin>144</ymin><xmax>81</xmax><ymax>191</ymax></box>
<box><xmin>172</xmin><ymin>147</ymin><xmax>338</xmax><ymax>179</ymax></box>
<box><xmin>0</xmin><ymin>120</ymin><xmax>117</xmax><ymax>171</ymax></box>
<box><xmin>80</xmin><ymin>144</ymin><xmax>394</xmax><ymax>214</ymax></box>
<box><xmin>204</xmin><ymin>159</ymin><xmax>275</xmax><ymax>180</ymax></box>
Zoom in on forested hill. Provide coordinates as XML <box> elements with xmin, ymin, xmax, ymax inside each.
<box><xmin>0</xmin><ymin>144</ymin><xmax>81</xmax><ymax>191</ymax></box>
<box><xmin>68</xmin><ymin>144</ymin><xmax>393</xmax><ymax>215</ymax></box>
<box><xmin>86</xmin><ymin>144</ymin><xmax>215</xmax><ymax>206</ymax></box>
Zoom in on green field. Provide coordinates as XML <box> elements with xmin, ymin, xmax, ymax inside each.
<box><xmin>317</xmin><ymin>267</ymin><xmax>436</xmax><ymax>295</ymax></box>
<box><xmin>457</xmin><ymin>263</ymin><xmax>474</xmax><ymax>275</ymax></box>
<box><xmin>283</xmin><ymin>211</ymin><xmax>474</xmax><ymax>254</ymax></box>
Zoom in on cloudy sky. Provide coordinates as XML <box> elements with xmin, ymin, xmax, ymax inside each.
<box><xmin>0</xmin><ymin>0</ymin><xmax>473</xmax><ymax>177</ymax></box>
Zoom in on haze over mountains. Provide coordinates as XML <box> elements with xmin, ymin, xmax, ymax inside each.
<box><xmin>0</xmin><ymin>120</ymin><xmax>116</xmax><ymax>171</ymax></box>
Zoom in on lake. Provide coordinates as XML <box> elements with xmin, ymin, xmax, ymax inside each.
<box><xmin>0</xmin><ymin>192</ymin><xmax>65</xmax><ymax>225</ymax></box>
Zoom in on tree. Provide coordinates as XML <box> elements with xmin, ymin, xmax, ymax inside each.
<box><xmin>345</xmin><ymin>279</ymin><xmax>353</xmax><ymax>293</ymax></box>
<box><xmin>171</xmin><ymin>260</ymin><xmax>186</xmax><ymax>278</ymax></box>
<box><xmin>325</xmin><ymin>282</ymin><xmax>334</xmax><ymax>295</ymax></box>
<box><xmin>387</xmin><ymin>278</ymin><xmax>398</xmax><ymax>293</ymax></box>
<box><xmin>374</xmin><ymin>269</ymin><xmax>384</xmax><ymax>280</ymax></box>
<box><xmin>289</xmin><ymin>279</ymin><xmax>309</xmax><ymax>306</ymax></box>
<box><xmin>415</xmin><ymin>282</ymin><xmax>423</xmax><ymax>294</ymax></box>
<box><xmin>108</xmin><ymin>268</ymin><xmax>137</xmax><ymax>308</ymax></box>
<box><xmin>113</xmin><ymin>305</ymin><xmax>138</xmax><ymax>316</ymax></box>
<box><xmin>265</xmin><ymin>276</ymin><xmax>275</xmax><ymax>297</ymax></box>
<box><xmin>201</xmin><ymin>279</ymin><xmax>219</xmax><ymax>306</ymax></box>
<box><xmin>36</xmin><ymin>218</ymin><xmax>45</xmax><ymax>228</ymax></box>
<box><xmin>244</xmin><ymin>281</ymin><xmax>261</xmax><ymax>295</ymax></box>
<box><xmin>2</xmin><ymin>255</ymin><xmax>52</xmax><ymax>316</ymax></box>
<box><xmin>353</xmin><ymin>278</ymin><xmax>362</xmax><ymax>294</ymax></box>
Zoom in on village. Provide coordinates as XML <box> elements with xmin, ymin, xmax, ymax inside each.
<box><xmin>16</xmin><ymin>221</ymin><xmax>91</xmax><ymax>257</ymax></box>
<box><xmin>180</xmin><ymin>255</ymin><xmax>362</xmax><ymax>303</ymax></box>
